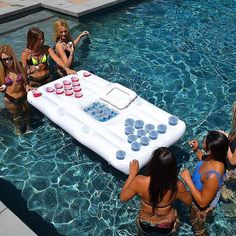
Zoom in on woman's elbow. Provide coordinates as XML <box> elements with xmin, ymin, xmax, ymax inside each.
<box><xmin>119</xmin><ymin>194</ymin><xmax>127</xmax><ymax>202</ymax></box>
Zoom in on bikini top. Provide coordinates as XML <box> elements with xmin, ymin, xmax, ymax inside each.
<box><xmin>28</xmin><ymin>54</ymin><xmax>48</xmax><ymax>66</ymax></box>
<box><xmin>142</xmin><ymin>200</ymin><xmax>172</xmax><ymax>209</ymax></box>
<box><xmin>5</xmin><ymin>73</ymin><xmax>24</xmax><ymax>86</ymax></box>
<box><xmin>192</xmin><ymin>160</ymin><xmax>223</xmax><ymax>208</ymax></box>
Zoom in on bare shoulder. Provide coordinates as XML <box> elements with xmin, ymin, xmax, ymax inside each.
<box><xmin>21</xmin><ymin>48</ymin><xmax>31</xmax><ymax>57</ymax></box>
<box><xmin>43</xmin><ymin>45</ymin><xmax>51</xmax><ymax>53</ymax></box>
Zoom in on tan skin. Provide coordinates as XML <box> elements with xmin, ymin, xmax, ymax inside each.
<box><xmin>55</xmin><ymin>26</ymin><xmax>89</xmax><ymax>68</ymax></box>
<box><xmin>0</xmin><ymin>53</ymin><xmax>28</xmax><ymax>97</ymax></box>
<box><xmin>218</xmin><ymin>103</ymin><xmax>236</xmax><ymax>165</ymax></box>
<box><xmin>120</xmin><ymin>160</ymin><xmax>192</xmax><ymax>216</ymax></box>
<box><xmin>21</xmin><ymin>36</ymin><xmax>76</xmax><ymax>86</ymax></box>
<box><xmin>181</xmin><ymin>139</ymin><xmax>225</xmax><ymax>208</ymax></box>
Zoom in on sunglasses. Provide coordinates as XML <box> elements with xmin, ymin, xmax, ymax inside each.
<box><xmin>1</xmin><ymin>56</ymin><xmax>13</xmax><ymax>63</ymax></box>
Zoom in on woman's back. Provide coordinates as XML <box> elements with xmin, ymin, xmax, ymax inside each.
<box><xmin>136</xmin><ymin>175</ymin><xmax>191</xmax><ymax>216</ymax></box>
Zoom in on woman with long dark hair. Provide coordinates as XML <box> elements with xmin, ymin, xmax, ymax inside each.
<box><xmin>120</xmin><ymin>147</ymin><xmax>192</xmax><ymax>235</ymax></box>
<box><xmin>181</xmin><ymin>131</ymin><xmax>229</xmax><ymax>236</ymax></box>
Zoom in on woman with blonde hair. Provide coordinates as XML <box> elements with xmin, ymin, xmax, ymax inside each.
<box><xmin>21</xmin><ymin>27</ymin><xmax>76</xmax><ymax>88</ymax></box>
<box><xmin>53</xmin><ymin>19</ymin><xmax>89</xmax><ymax>76</ymax></box>
<box><xmin>0</xmin><ymin>44</ymin><xmax>29</xmax><ymax>134</ymax></box>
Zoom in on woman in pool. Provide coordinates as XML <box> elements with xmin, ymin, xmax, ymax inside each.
<box><xmin>120</xmin><ymin>147</ymin><xmax>192</xmax><ymax>235</ymax></box>
<box><xmin>0</xmin><ymin>44</ymin><xmax>29</xmax><ymax>134</ymax></box>
<box><xmin>53</xmin><ymin>19</ymin><xmax>89</xmax><ymax>76</ymax></box>
<box><xmin>21</xmin><ymin>27</ymin><xmax>76</xmax><ymax>88</ymax></box>
<box><xmin>181</xmin><ymin>131</ymin><xmax>229</xmax><ymax>236</ymax></box>
<box><xmin>220</xmin><ymin>102</ymin><xmax>236</xmax><ymax>202</ymax></box>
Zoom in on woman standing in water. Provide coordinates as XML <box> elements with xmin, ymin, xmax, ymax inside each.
<box><xmin>53</xmin><ymin>19</ymin><xmax>89</xmax><ymax>76</ymax></box>
<box><xmin>21</xmin><ymin>27</ymin><xmax>76</xmax><ymax>88</ymax></box>
<box><xmin>120</xmin><ymin>147</ymin><xmax>192</xmax><ymax>235</ymax></box>
<box><xmin>0</xmin><ymin>44</ymin><xmax>29</xmax><ymax>134</ymax></box>
<box><xmin>181</xmin><ymin>131</ymin><xmax>228</xmax><ymax>236</ymax></box>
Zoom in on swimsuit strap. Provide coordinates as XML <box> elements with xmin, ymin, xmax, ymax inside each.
<box><xmin>142</xmin><ymin>200</ymin><xmax>172</xmax><ymax>209</ymax></box>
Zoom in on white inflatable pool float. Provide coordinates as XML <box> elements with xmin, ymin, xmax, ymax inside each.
<box><xmin>27</xmin><ymin>70</ymin><xmax>186</xmax><ymax>174</ymax></box>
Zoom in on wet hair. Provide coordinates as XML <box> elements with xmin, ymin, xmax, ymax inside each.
<box><xmin>205</xmin><ymin>131</ymin><xmax>229</xmax><ymax>165</ymax></box>
<box><xmin>146</xmin><ymin>147</ymin><xmax>178</xmax><ymax>213</ymax></box>
<box><xmin>26</xmin><ymin>27</ymin><xmax>44</xmax><ymax>50</ymax></box>
<box><xmin>229</xmin><ymin>102</ymin><xmax>236</xmax><ymax>141</ymax></box>
<box><xmin>0</xmin><ymin>44</ymin><xmax>23</xmax><ymax>83</ymax></box>
<box><xmin>53</xmin><ymin>19</ymin><xmax>72</xmax><ymax>43</ymax></box>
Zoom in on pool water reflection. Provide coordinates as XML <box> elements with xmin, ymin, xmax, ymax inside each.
<box><xmin>0</xmin><ymin>0</ymin><xmax>236</xmax><ymax>235</ymax></box>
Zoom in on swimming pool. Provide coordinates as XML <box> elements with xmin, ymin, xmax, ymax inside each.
<box><xmin>0</xmin><ymin>0</ymin><xmax>235</xmax><ymax>235</ymax></box>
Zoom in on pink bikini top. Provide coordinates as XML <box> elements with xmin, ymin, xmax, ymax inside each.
<box><xmin>4</xmin><ymin>73</ymin><xmax>23</xmax><ymax>86</ymax></box>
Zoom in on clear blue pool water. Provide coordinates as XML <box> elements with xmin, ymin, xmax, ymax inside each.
<box><xmin>0</xmin><ymin>0</ymin><xmax>236</xmax><ymax>235</ymax></box>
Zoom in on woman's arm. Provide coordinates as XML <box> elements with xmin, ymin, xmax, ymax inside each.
<box><xmin>228</xmin><ymin>148</ymin><xmax>236</xmax><ymax>165</ymax></box>
<box><xmin>189</xmin><ymin>140</ymin><xmax>204</xmax><ymax>160</ymax></box>
<box><xmin>120</xmin><ymin>160</ymin><xmax>139</xmax><ymax>202</ymax></box>
<box><xmin>176</xmin><ymin>180</ymin><xmax>192</xmax><ymax>205</ymax></box>
<box><xmin>181</xmin><ymin>169</ymin><xmax>219</xmax><ymax>208</ymax></box>
<box><xmin>55</xmin><ymin>43</ymin><xmax>74</xmax><ymax>68</ymax></box>
<box><xmin>48</xmin><ymin>47</ymin><xmax>76</xmax><ymax>75</ymax></box>
<box><xmin>74</xmin><ymin>31</ymin><xmax>89</xmax><ymax>47</ymax></box>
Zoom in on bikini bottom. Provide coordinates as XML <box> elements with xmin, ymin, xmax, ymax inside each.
<box><xmin>4</xmin><ymin>93</ymin><xmax>27</xmax><ymax>106</ymax></box>
<box><xmin>137</xmin><ymin>208</ymin><xmax>178</xmax><ymax>235</ymax></box>
<box><xmin>28</xmin><ymin>74</ymin><xmax>50</xmax><ymax>87</ymax></box>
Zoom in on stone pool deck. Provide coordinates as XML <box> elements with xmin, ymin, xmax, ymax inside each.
<box><xmin>0</xmin><ymin>201</ymin><xmax>36</xmax><ymax>236</ymax></box>
<box><xmin>0</xmin><ymin>0</ymin><xmax>129</xmax><ymax>235</ymax></box>
<box><xmin>0</xmin><ymin>0</ymin><xmax>128</xmax><ymax>20</ymax></box>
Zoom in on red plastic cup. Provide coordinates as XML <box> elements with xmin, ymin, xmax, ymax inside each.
<box><xmin>73</xmin><ymin>86</ymin><xmax>81</xmax><ymax>92</ymax></box>
<box><xmin>83</xmin><ymin>71</ymin><xmax>91</xmax><ymax>77</ymax></box>
<box><xmin>65</xmin><ymin>90</ymin><xmax>73</xmax><ymax>96</ymax></box>
<box><xmin>46</xmin><ymin>87</ymin><xmax>54</xmax><ymax>93</ymax></box>
<box><xmin>55</xmin><ymin>83</ymin><xmax>63</xmax><ymax>89</ymax></box>
<box><xmin>75</xmin><ymin>92</ymin><xmax>83</xmax><ymax>98</ymax></box>
<box><xmin>56</xmin><ymin>89</ymin><xmax>64</xmax><ymax>95</ymax></box>
<box><xmin>71</xmin><ymin>76</ymin><xmax>79</xmax><ymax>82</ymax></box>
<box><xmin>33</xmin><ymin>89</ymin><xmax>42</xmax><ymax>97</ymax></box>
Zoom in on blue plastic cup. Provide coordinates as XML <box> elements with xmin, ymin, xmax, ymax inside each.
<box><xmin>145</xmin><ymin>123</ymin><xmax>155</xmax><ymax>132</ymax></box>
<box><xmin>137</xmin><ymin>129</ymin><xmax>147</xmax><ymax>138</ymax></box>
<box><xmin>135</xmin><ymin>119</ymin><xmax>144</xmax><ymax>129</ymax></box>
<box><xmin>127</xmin><ymin>134</ymin><xmax>137</xmax><ymax>143</ymax></box>
<box><xmin>116</xmin><ymin>150</ymin><xmax>126</xmax><ymax>160</ymax></box>
<box><xmin>157</xmin><ymin>124</ymin><xmax>167</xmax><ymax>134</ymax></box>
<box><xmin>168</xmin><ymin>116</ymin><xmax>178</xmax><ymax>126</ymax></box>
<box><xmin>125</xmin><ymin>126</ymin><xmax>135</xmax><ymax>135</ymax></box>
<box><xmin>140</xmin><ymin>136</ymin><xmax>150</xmax><ymax>146</ymax></box>
<box><xmin>131</xmin><ymin>141</ymin><xmax>141</xmax><ymax>151</ymax></box>
<box><xmin>125</xmin><ymin>118</ymin><xmax>134</xmax><ymax>126</ymax></box>
<box><xmin>149</xmin><ymin>130</ymin><xmax>158</xmax><ymax>140</ymax></box>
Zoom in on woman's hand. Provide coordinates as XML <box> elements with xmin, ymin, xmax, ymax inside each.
<box><xmin>189</xmin><ymin>139</ymin><xmax>199</xmax><ymax>152</ymax></box>
<box><xmin>80</xmin><ymin>31</ymin><xmax>89</xmax><ymax>38</ymax></box>
<box><xmin>64</xmin><ymin>67</ymin><xmax>76</xmax><ymax>75</ymax></box>
<box><xmin>129</xmin><ymin>159</ymin><xmax>139</xmax><ymax>177</ymax></box>
<box><xmin>180</xmin><ymin>169</ymin><xmax>192</xmax><ymax>184</ymax></box>
<box><xmin>66</xmin><ymin>42</ymin><xmax>74</xmax><ymax>54</ymax></box>
<box><xmin>0</xmin><ymin>84</ymin><xmax>6</xmax><ymax>92</ymax></box>
<box><xmin>26</xmin><ymin>84</ymin><xmax>33</xmax><ymax>92</ymax></box>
